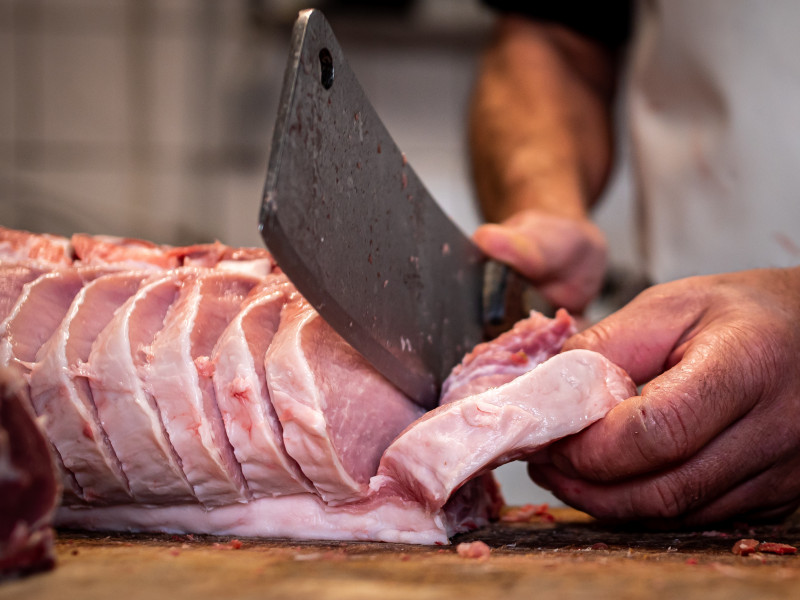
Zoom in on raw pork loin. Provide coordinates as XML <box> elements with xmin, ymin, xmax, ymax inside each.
<box><xmin>0</xmin><ymin>226</ymin><xmax>636</xmax><ymax>544</ymax></box>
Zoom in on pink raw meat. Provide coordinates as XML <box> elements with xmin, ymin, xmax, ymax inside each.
<box><xmin>172</xmin><ymin>241</ymin><xmax>274</xmax><ymax>276</ymax></box>
<box><xmin>143</xmin><ymin>269</ymin><xmax>260</xmax><ymax>506</ymax></box>
<box><xmin>0</xmin><ymin>268</ymin><xmax>109</xmax><ymax>501</ymax></box>
<box><xmin>372</xmin><ymin>349</ymin><xmax>636</xmax><ymax>510</ymax></box>
<box><xmin>29</xmin><ymin>271</ymin><xmax>149</xmax><ymax>504</ymax></box>
<box><xmin>212</xmin><ymin>274</ymin><xmax>314</xmax><ymax>497</ymax></box>
<box><xmin>265</xmin><ymin>296</ymin><xmax>425</xmax><ymax>504</ymax></box>
<box><xmin>0</xmin><ymin>270</ymin><xmax>92</xmax><ymax>371</ymax></box>
<box><xmin>440</xmin><ymin>308</ymin><xmax>576</xmax><ymax>404</ymax></box>
<box><xmin>0</xmin><ymin>226</ymin><xmax>641</xmax><ymax>546</ymax></box>
<box><xmin>55</xmin><ymin>473</ymin><xmax>499</xmax><ymax>545</ymax></box>
<box><xmin>85</xmin><ymin>273</ymin><xmax>195</xmax><ymax>504</ymax></box>
<box><xmin>0</xmin><ymin>264</ymin><xmax>48</xmax><ymax>324</ymax></box>
<box><xmin>72</xmin><ymin>234</ymin><xmax>179</xmax><ymax>270</ymax></box>
<box><xmin>0</xmin><ymin>226</ymin><xmax>72</xmax><ymax>266</ymax></box>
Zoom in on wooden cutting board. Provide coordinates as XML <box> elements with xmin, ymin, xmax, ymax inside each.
<box><xmin>3</xmin><ymin>508</ymin><xmax>800</xmax><ymax>600</ymax></box>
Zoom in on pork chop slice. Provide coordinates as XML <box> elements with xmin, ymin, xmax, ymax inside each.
<box><xmin>0</xmin><ymin>264</ymin><xmax>49</xmax><ymax>324</ymax></box>
<box><xmin>266</xmin><ymin>296</ymin><xmax>425</xmax><ymax>504</ymax></box>
<box><xmin>0</xmin><ymin>270</ymin><xmax>88</xmax><ymax>370</ymax></box>
<box><xmin>86</xmin><ymin>273</ymin><xmax>196</xmax><ymax>504</ymax></box>
<box><xmin>372</xmin><ymin>349</ymin><xmax>636</xmax><ymax>510</ymax></box>
<box><xmin>212</xmin><ymin>274</ymin><xmax>315</xmax><ymax>497</ymax></box>
<box><xmin>440</xmin><ymin>308</ymin><xmax>576</xmax><ymax>404</ymax></box>
<box><xmin>0</xmin><ymin>268</ymin><xmax>108</xmax><ymax>501</ymax></box>
<box><xmin>143</xmin><ymin>269</ymin><xmax>260</xmax><ymax>506</ymax></box>
<box><xmin>29</xmin><ymin>271</ymin><xmax>151</xmax><ymax>504</ymax></box>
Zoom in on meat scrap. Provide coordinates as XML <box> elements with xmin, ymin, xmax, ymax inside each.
<box><xmin>0</xmin><ymin>226</ymin><xmax>636</xmax><ymax>544</ymax></box>
<box><xmin>732</xmin><ymin>538</ymin><xmax>798</xmax><ymax>556</ymax></box>
<box><xmin>456</xmin><ymin>541</ymin><xmax>491</xmax><ymax>559</ymax></box>
<box><xmin>755</xmin><ymin>542</ymin><xmax>797</xmax><ymax>555</ymax></box>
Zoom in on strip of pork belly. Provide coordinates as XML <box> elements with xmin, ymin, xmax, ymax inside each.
<box><xmin>212</xmin><ymin>275</ymin><xmax>314</xmax><ymax>497</ymax></box>
<box><xmin>0</xmin><ymin>226</ymin><xmax>72</xmax><ymax>266</ymax></box>
<box><xmin>372</xmin><ymin>349</ymin><xmax>636</xmax><ymax>510</ymax></box>
<box><xmin>0</xmin><ymin>264</ymin><xmax>49</xmax><ymax>323</ymax></box>
<box><xmin>143</xmin><ymin>269</ymin><xmax>260</xmax><ymax>505</ymax></box>
<box><xmin>440</xmin><ymin>308</ymin><xmax>576</xmax><ymax>404</ymax></box>
<box><xmin>86</xmin><ymin>273</ymin><xmax>196</xmax><ymax>504</ymax></box>
<box><xmin>28</xmin><ymin>271</ymin><xmax>151</xmax><ymax>504</ymax></box>
<box><xmin>265</xmin><ymin>296</ymin><xmax>425</xmax><ymax>504</ymax></box>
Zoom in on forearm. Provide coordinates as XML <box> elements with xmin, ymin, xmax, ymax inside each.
<box><xmin>469</xmin><ymin>15</ymin><xmax>620</xmax><ymax>222</ymax></box>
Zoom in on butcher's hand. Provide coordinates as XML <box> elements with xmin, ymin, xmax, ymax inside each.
<box><xmin>472</xmin><ymin>209</ymin><xmax>607</xmax><ymax>314</ymax></box>
<box><xmin>529</xmin><ymin>267</ymin><xmax>800</xmax><ymax>525</ymax></box>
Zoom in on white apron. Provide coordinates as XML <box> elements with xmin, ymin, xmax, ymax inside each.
<box><xmin>628</xmin><ymin>0</ymin><xmax>800</xmax><ymax>283</ymax></box>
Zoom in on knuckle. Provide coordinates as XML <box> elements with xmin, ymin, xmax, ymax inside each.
<box><xmin>564</xmin><ymin>322</ymin><xmax>613</xmax><ymax>353</ymax></box>
<box><xmin>640</xmin><ymin>474</ymin><xmax>699</xmax><ymax>519</ymax></box>
<box><xmin>633</xmin><ymin>394</ymin><xmax>695</xmax><ymax>466</ymax></box>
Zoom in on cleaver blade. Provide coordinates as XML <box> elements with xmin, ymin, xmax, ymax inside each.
<box><xmin>261</xmin><ymin>9</ymin><xmax>497</xmax><ymax>409</ymax></box>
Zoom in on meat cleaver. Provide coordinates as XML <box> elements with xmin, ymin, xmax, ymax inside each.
<box><xmin>261</xmin><ymin>9</ymin><xmax>535</xmax><ymax>409</ymax></box>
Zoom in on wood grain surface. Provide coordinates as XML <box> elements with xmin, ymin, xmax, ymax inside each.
<box><xmin>3</xmin><ymin>508</ymin><xmax>800</xmax><ymax>600</ymax></box>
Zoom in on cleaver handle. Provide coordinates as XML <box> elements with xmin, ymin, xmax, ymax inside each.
<box><xmin>482</xmin><ymin>261</ymin><xmax>555</xmax><ymax>339</ymax></box>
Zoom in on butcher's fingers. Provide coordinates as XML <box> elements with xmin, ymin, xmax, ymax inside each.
<box><xmin>679</xmin><ymin>455</ymin><xmax>800</xmax><ymax>527</ymax></box>
<box><xmin>561</xmin><ymin>279</ymin><xmax>708</xmax><ymax>384</ymax></box>
<box><xmin>471</xmin><ymin>210</ymin><xmax>607</xmax><ymax>313</ymax></box>
<box><xmin>526</xmin><ymin>393</ymin><xmax>800</xmax><ymax>523</ymax></box>
<box><xmin>547</xmin><ymin>326</ymin><xmax>760</xmax><ymax>483</ymax></box>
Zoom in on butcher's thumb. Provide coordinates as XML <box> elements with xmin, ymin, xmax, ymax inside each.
<box><xmin>561</xmin><ymin>302</ymin><xmax>691</xmax><ymax>385</ymax></box>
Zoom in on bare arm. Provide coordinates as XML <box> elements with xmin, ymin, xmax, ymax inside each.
<box><xmin>469</xmin><ymin>16</ymin><xmax>622</xmax><ymax>312</ymax></box>
<box><xmin>470</xmin><ymin>15</ymin><xmax>618</xmax><ymax>221</ymax></box>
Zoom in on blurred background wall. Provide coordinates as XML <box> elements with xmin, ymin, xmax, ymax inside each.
<box><xmin>0</xmin><ymin>0</ymin><xmax>493</xmax><ymax>245</ymax></box>
<box><xmin>0</xmin><ymin>0</ymin><xmax>639</xmax><ymax>506</ymax></box>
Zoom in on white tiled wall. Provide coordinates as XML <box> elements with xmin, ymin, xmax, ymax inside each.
<box><xmin>0</xmin><ymin>0</ymin><xmax>639</xmax><ymax>507</ymax></box>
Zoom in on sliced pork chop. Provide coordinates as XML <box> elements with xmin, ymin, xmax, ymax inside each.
<box><xmin>212</xmin><ymin>274</ymin><xmax>314</xmax><ymax>497</ymax></box>
<box><xmin>0</xmin><ymin>264</ymin><xmax>49</xmax><ymax>324</ymax></box>
<box><xmin>0</xmin><ymin>268</ymin><xmax>107</xmax><ymax>501</ymax></box>
<box><xmin>29</xmin><ymin>271</ymin><xmax>151</xmax><ymax>504</ymax></box>
<box><xmin>372</xmin><ymin>349</ymin><xmax>636</xmax><ymax>510</ymax></box>
<box><xmin>144</xmin><ymin>269</ymin><xmax>260</xmax><ymax>506</ymax></box>
<box><xmin>0</xmin><ymin>270</ymin><xmax>89</xmax><ymax>370</ymax></box>
<box><xmin>440</xmin><ymin>308</ymin><xmax>576</xmax><ymax>404</ymax></box>
<box><xmin>266</xmin><ymin>296</ymin><xmax>425</xmax><ymax>504</ymax></box>
<box><xmin>86</xmin><ymin>273</ymin><xmax>195</xmax><ymax>504</ymax></box>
